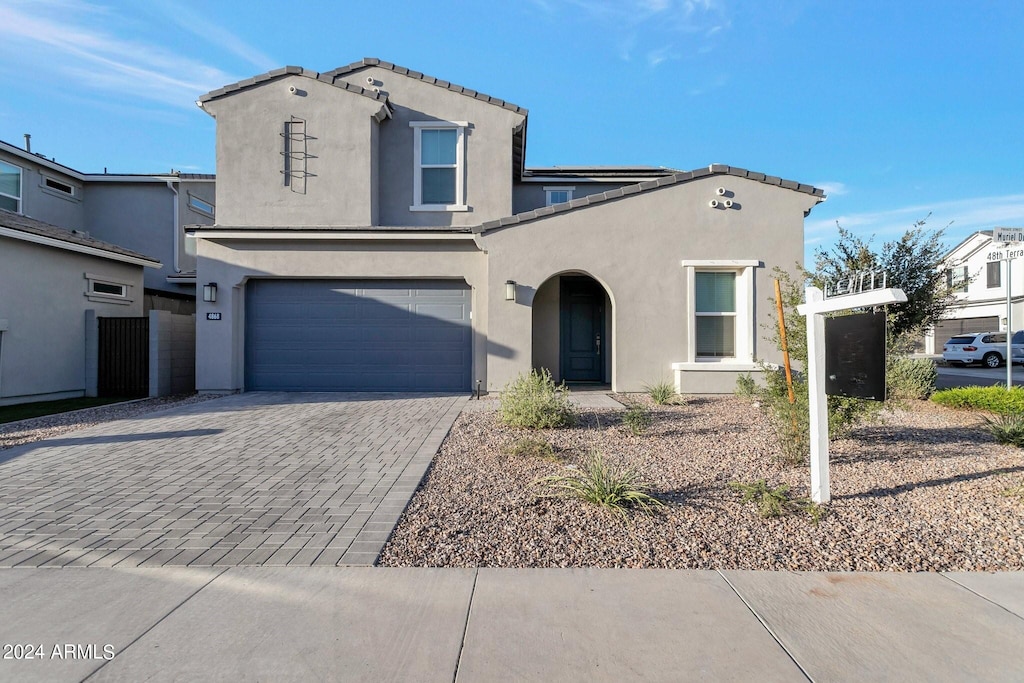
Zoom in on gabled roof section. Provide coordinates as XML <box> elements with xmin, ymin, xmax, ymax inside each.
<box><xmin>197</xmin><ymin>66</ymin><xmax>391</xmax><ymax>121</ymax></box>
<box><xmin>0</xmin><ymin>209</ymin><xmax>161</xmax><ymax>267</ymax></box>
<box><xmin>944</xmin><ymin>230</ymin><xmax>993</xmax><ymax>263</ymax></box>
<box><xmin>475</xmin><ymin>164</ymin><xmax>825</xmax><ymax>234</ymax></box>
<box><xmin>322</xmin><ymin>58</ymin><xmax>528</xmax><ymax>116</ymax></box>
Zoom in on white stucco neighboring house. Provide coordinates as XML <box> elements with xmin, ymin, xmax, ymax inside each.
<box><xmin>924</xmin><ymin>230</ymin><xmax>1024</xmax><ymax>354</ymax></box>
<box><xmin>191</xmin><ymin>59</ymin><xmax>826</xmax><ymax>395</ymax></box>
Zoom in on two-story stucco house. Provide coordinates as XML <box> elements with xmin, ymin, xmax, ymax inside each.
<box><xmin>0</xmin><ymin>139</ymin><xmax>215</xmax><ymax>405</ymax></box>
<box><xmin>192</xmin><ymin>58</ymin><xmax>825</xmax><ymax>395</ymax></box>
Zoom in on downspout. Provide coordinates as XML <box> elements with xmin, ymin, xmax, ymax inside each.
<box><xmin>165</xmin><ymin>179</ymin><xmax>180</xmax><ymax>273</ymax></box>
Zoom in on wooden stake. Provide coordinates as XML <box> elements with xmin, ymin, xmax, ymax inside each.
<box><xmin>775</xmin><ymin>279</ymin><xmax>797</xmax><ymax>405</ymax></box>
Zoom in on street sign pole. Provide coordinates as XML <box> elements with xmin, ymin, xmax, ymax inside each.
<box><xmin>1008</xmin><ymin>257</ymin><xmax>1013</xmax><ymax>390</ymax></box>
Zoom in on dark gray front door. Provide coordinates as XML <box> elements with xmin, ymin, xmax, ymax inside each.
<box><xmin>245</xmin><ymin>279</ymin><xmax>472</xmax><ymax>391</ymax></box>
<box><xmin>560</xmin><ymin>277</ymin><xmax>605</xmax><ymax>382</ymax></box>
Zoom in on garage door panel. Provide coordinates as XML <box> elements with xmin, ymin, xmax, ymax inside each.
<box><xmin>245</xmin><ymin>279</ymin><xmax>472</xmax><ymax>391</ymax></box>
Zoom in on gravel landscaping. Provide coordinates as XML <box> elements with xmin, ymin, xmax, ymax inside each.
<box><xmin>0</xmin><ymin>393</ymin><xmax>222</xmax><ymax>451</ymax></box>
<box><xmin>380</xmin><ymin>395</ymin><xmax>1024</xmax><ymax>571</ymax></box>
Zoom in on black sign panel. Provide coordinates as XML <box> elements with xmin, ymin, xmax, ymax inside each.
<box><xmin>825</xmin><ymin>311</ymin><xmax>886</xmax><ymax>401</ymax></box>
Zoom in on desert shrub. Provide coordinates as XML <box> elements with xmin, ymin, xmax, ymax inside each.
<box><xmin>499</xmin><ymin>369</ymin><xmax>576</xmax><ymax>429</ymax></box>
<box><xmin>644</xmin><ymin>380</ymin><xmax>680</xmax><ymax>405</ymax></box>
<box><xmin>931</xmin><ymin>386</ymin><xmax>1024</xmax><ymax>414</ymax></box>
<box><xmin>728</xmin><ymin>479</ymin><xmax>823</xmax><ymax>523</ymax></box>
<box><xmin>538</xmin><ymin>451</ymin><xmax>663</xmax><ymax>519</ymax></box>
<box><xmin>887</xmin><ymin>356</ymin><xmax>937</xmax><ymax>400</ymax></box>
<box><xmin>1003</xmin><ymin>482</ymin><xmax>1024</xmax><ymax>502</ymax></box>
<box><xmin>508</xmin><ymin>436</ymin><xmax>557</xmax><ymax>460</ymax></box>
<box><xmin>984</xmin><ymin>413</ymin><xmax>1024</xmax><ymax>448</ymax></box>
<box><xmin>621</xmin><ymin>402</ymin><xmax>652</xmax><ymax>435</ymax></box>
<box><xmin>735</xmin><ymin>373</ymin><xmax>757</xmax><ymax>399</ymax></box>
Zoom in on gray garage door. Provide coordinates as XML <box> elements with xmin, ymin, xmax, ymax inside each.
<box><xmin>245</xmin><ymin>279</ymin><xmax>472</xmax><ymax>391</ymax></box>
<box><xmin>934</xmin><ymin>316</ymin><xmax>1000</xmax><ymax>345</ymax></box>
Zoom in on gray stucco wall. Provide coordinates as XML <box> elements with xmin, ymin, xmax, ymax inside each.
<box><xmin>481</xmin><ymin>175</ymin><xmax>816</xmax><ymax>393</ymax></box>
<box><xmin>193</xmin><ymin>236</ymin><xmax>488</xmax><ymax>392</ymax></box>
<box><xmin>512</xmin><ymin>181</ymin><xmax>632</xmax><ymax>215</ymax></box>
<box><xmin>0</xmin><ymin>150</ymin><xmax>85</xmax><ymax>230</ymax></box>
<box><xmin>176</xmin><ymin>179</ymin><xmax>216</xmax><ymax>275</ymax></box>
<box><xmin>336</xmin><ymin>66</ymin><xmax>526</xmax><ymax>227</ymax></box>
<box><xmin>0</xmin><ymin>237</ymin><xmax>144</xmax><ymax>405</ymax></box>
<box><xmin>202</xmin><ymin>75</ymin><xmax>384</xmax><ymax>228</ymax></box>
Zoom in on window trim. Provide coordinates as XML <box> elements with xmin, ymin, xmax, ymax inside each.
<box><xmin>947</xmin><ymin>265</ymin><xmax>968</xmax><ymax>293</ymax></box>
<box><xmin>409</xmin><ymin>120</ymin><xmax>468</xmax><ymax>212</ymax></box>
<box><xmin>39</xmin><ymin>172</ymin><xmax>80</xmax><ymax>202</ymax></box>
<box><xmin>84</xmin><ymin>273</ymin><xmax>133</xmax><ymax>305</ymax></box>
<box><xmin>679</xmin><ymin>259</ymin><xmax>759</xmax><ymax>369</ymax></box>
<box><xmin>0</xmin><ymin>159</ymin><xmax>23</xmax><ymax>213</ymax></box>
<box><xmin>187</xmin><ymin>191</ymin><xmax>215</xmax><ymax>218</ymax></box>
<box><xmin>544</xmin><ymin>186</ymin><xmax>575</xmax><ymax>206</ymax></box>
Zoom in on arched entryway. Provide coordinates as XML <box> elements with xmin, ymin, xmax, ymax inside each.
<box><xmin>532</xmin><ymin>272</ymin><xmax>613</xmax><ymax>386</ymax></box>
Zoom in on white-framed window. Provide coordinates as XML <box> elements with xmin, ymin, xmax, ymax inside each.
<box><xmin>39</xmin><ymin>173</ymin><xmax>79</xmax><ymax>201</ymax></box>
<box><xmin>410</xmin><ymin>121</ymin><xmax>468</xmax><ymax>211</ymax></box>
<box><xmin>187</xmin><ymin>192</ymin><xmax>215</xmax><ymax>218</ymax></box>
<box><xmin>0</xmin><ymin>160</ymin><xmax>22</xmax><ymax>213</ymax></box>
<box><xmin>946</xmin><ymin>266</ymin><xmax>968</xmax><ymax>293</ymax></box>
<box><xmin>544</xmin><ymin>186</ymin><xmax>575</xmax><ymax>206</ymax></box>
<box><xmin>678</xmin><ymin>260</ymin><xmax>760</xmax><ymax>370</ymax></box>
<box><xmin>84</xmin><ymin>273</ymin><xmax>133</xmax><ymax>304</ymax></box>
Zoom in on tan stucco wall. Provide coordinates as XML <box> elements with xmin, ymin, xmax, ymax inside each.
<box><xmin>0</xmin><ymin>237</ymin><xmax>144</xmax><ymax>404</ymax></box>
<box><xmin>481</xmin><ymin>175</ymin><xmax>817</xmax><ymax>393</ymax></box>
<box><xmin>194</xmin><ymin>236</ymin><xmax>488</xmax><ymax>392</ymax></box>
<box><xmin>336</xmin><ymin>66</ymin><xmax>525</xmax><ymax>227</ymax></box>
<box><xmin>202</xmin><ymin>75</ymin><xmax>383</xmax><ymax>228</ymax></box>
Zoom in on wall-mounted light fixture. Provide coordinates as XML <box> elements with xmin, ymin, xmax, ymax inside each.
<box><xmin>203</xmin><ymin>282</ymin><xmax>218</xmax><ymax>303</ymax></box>
<box><xmin>505</xmin><ymin>280</ymin><xmax>517</xmax><ymax>302</ymax></box>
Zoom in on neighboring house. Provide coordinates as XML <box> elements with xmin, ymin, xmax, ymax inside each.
<box><xmin>924</xmin><ymin>230</ymin><xmax>1024</xmax><ymax>353</ymax></box>
<box><xmin>192</xmin><ymin>59</ymin><xmax>824</xmax><ymax>395</ymax></box>
<box><xmin>0</xmin><ymin>139</ymin><xmax>215</xmax><ymax>313</ymax></box>
<box><xmin>0</xmin><ymin>209</ymin><xmax>160</xmax><ymax>406</ymax></box>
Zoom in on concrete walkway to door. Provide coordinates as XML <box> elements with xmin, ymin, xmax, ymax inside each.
<box><xmin>0</xmin><ymin>393</ymin><xmax>466</xmax><ymax>568</ymax></box>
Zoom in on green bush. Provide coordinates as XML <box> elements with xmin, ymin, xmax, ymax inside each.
<box><xmin>931</xmin><ymin>386</ymin><xmax>1024</xmax><ymax>414</ymax></box>
<box><xmin>887</xmin><ymin>356</ymin><xmax>937</xmax><ymax>400</ymax></box>
<box><xmin>621</xmin><ymin>402</ymin><xmax>652</xmax><ymax>435</ymax></box>
<box><xmin>728</xmin><ymin>479</ymin><xmax>823</xmax><ymax>523</ymax></box>
<box><xmin>538</xmin><ymin>451</ymin><xmax>663</xmax><ymax>519</ymax></box>
<box><xmin>984</xmin><ymin>413</ymin><xmax>1024</xmax><ymax>447</ymax></box>
<box><xmin>734</xmin><ymin>373</ymin><xmax>757</xmax><ymax>399</ymax></box>
<box><xmin>508</xmin><ymin>436</ymin><xmax>558</xmax><ymax>460</ymax></box>
<box><xmin>644</xmin><ymin>380</ymin><xmax>680</xmax><ymax>405</ymax></box>
<box><xmin>499</xmin><ymin>369</ymin><xmax>576</xmax><ymax>429</ymax></box>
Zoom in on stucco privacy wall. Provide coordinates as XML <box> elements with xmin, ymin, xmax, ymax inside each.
<box><xmin>0</xmin><ymin>237</ymin><xmax>144</xmax><ymax>405</ymax></box>
<box><xmin>481</xmin><ymin>175</ymin><xmax>816</xmax><ymax>393</ymax></box>
<box><xmin>201</xmin><ymin>75</ymin><xmax>385</xmax><ymax>228</ymax></box>
<box><xmin>335</xmin><ymin>66</ymin><xmax>526</xmax><ymax>227</ymax></box>
<box><xmin>194</xmin><ymin>237</ymin><xmax>487</xmax><ymax>392</ymax></box>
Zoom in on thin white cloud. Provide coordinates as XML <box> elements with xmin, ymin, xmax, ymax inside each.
<box><xmin>806</xmin><ymin>193</ymin><xmax>1024</xmax><ymax>251</ymax></box>
<box><xmin>154</xmin><ymin>0</ymin><xmax>277</xmax><ymax>72</ymax></box>
<box><xmin>814</xmin><ymin>181</ymin><xmax>849</xmax><ymax>197</ymax></box>
<box><xmin>533</xmin><ymin>0</ymin><xmax>730</xmax><ymax>66</ymax></box>
<box><xmin>0</xmin><ymin>1</ymin><xmax>236</xmax><ymax>109</ymax></box>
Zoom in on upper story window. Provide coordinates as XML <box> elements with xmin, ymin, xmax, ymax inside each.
<box><xmin>187</xmin><ymin>192</ymin><xmax>215</xmax><ymax>218</ymax></box>
<box><xmin>0</xmin><ymin>160</ymin><xmax>22</xmax><ymax>213</ymax></box>
<box><xmin>40</xmin><ymin>173</ymin><xmax>80</xmax><ymax>202</ymax></box>
<box><xmin>410</xmin><ymin>121</ymin><xmax>467</xmax><ymax>211</ymax></box>
<box><xmin>987</xmin><ymin>261</ymin><xmax>1001</xmax><ymax>288</ymax></box>
<box><xmin>544</xmin><ymin>186</ymin><xmax>575</xmax><ymax>206</ymax></box>
<box><xmin>946</xmin><ymin>266</ymin><xmax>968</xmax><ymax>293</ymax></box>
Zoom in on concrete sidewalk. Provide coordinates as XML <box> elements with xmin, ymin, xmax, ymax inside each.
<box><xmin>1</xmin><ymin>568</ymin><xmax>1021</xmax><ymax>682</ymax></box>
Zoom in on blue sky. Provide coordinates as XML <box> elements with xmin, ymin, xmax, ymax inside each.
<box><xmin>1</xmin><ymin>0</ymin><xmax>1022</xmax><ymax>259</ymax></box>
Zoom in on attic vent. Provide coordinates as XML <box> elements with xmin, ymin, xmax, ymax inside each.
<box><xmin>280</xmin><ymin>116</ymin><xmax>310</xmax><ymax>194</ymax></box>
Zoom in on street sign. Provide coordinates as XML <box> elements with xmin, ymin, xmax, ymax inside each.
<box><xmin>987</xmin><ymin>246</ymin><xmax>1024</xmax><ymax>262</ymax></box>
<box><xmin>994</xmin><ymin>227</ymin><xmax>1024</xmax><ymax>244</ymax></box>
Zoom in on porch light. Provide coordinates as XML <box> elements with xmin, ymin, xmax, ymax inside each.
<box><xmin>505</xmin><ymin>280</ymin><xmax>517</xmax><ymax>302</ymax></box>
<box><xmin>203</xmin><ymin>282</ymin><xmax>218</xmax><ymax>303</ymax></box>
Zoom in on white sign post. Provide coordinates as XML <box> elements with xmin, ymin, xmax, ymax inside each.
<box><xmin>797</xmin><ymin>286</ymin><xmax>908</xmax><ymax>503</ymax></box>
<box><xmin>991</xmin><ymin>227</ymin><xmax>1024</xmax><ymax>389</ymax></box>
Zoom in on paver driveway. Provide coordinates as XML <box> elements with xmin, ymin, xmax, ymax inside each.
<box><xmin>0</xmin><ymin>393</ymin><xmax>466</xmax><ymax>568</ymax></box>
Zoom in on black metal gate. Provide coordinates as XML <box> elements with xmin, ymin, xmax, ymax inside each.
<box><xmin>98</xmin><ymin>317</ymin><xmax>149</xmax><ymax>397</ymax></box>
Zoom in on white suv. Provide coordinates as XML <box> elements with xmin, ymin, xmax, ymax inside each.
<box><xmin>942</xmin><ymin>331</ymin><xmax>1024</xmax><ymax>368</ymax></box>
